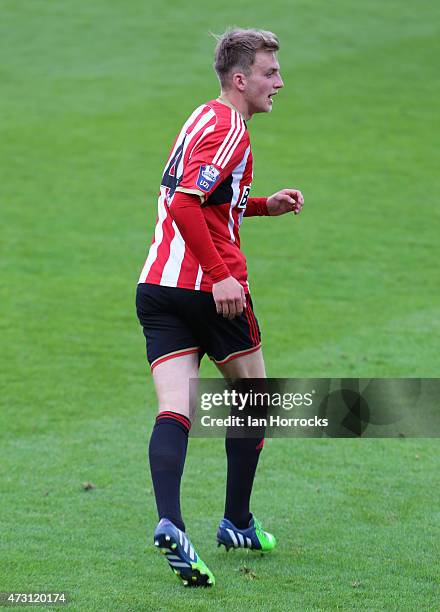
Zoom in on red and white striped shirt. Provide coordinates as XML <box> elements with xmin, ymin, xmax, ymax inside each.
<box><xmin>138</xmin><ymin>98</ymin><xmax>254</xmax><ymax>293</ymax></box>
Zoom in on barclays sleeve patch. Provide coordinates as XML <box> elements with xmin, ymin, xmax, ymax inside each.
<box><xmin>196</xmin><ymin>164</ymin><xmax>221</xmax><ymax>192</ymax></box>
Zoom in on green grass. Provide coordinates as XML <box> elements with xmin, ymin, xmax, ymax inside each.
<box><xmin>1</xmin><ymin>0</ymin><xmax>439</xmax><ymax>610</ymax></box>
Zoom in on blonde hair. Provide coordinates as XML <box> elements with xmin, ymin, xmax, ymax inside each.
<box><xmin>213</xmin><ymin>28</ymin><xmax>279</xmax><ymax>88</ymax></box>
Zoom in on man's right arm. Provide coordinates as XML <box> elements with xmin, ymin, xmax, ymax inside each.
<box><xmin>169</xmin><ymin>192</ymin><xmax>246</xmax><ymax>319</ymax></box>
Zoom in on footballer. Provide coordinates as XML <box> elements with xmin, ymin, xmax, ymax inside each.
<box><xmin>136</xmin><ymin>27</ymin><xmax>304</xmax><ymax>587</ymax></box>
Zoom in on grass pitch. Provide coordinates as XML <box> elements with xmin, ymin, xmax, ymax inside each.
<box><xmin>1</xmin><ymin>1</ymin><xmax>439</xmax><ymax>610</ymax></box>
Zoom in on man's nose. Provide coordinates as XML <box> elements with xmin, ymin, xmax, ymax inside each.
<box><xmin>275</xmin><ymin>75</ymin><xmax>284</xmax><ymax>89</ymax></box>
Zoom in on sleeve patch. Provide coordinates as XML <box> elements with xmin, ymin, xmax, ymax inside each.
<box><xmin>196</xmin><ymin>164</ymin><xmax>221</xmax><ymax>192</ymax></box>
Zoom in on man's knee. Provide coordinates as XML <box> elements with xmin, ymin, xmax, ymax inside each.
<box><xmin>152</xmin><ymin>353</ymin><xmax>199</xmax><ymax>418</ymax></box>
<box><xmin>218</xmin><ymin>348</ymin><xmax>266</xmax><ymax>379</ymax></box>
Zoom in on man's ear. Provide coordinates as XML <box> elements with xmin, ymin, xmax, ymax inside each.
<box><xmin>231</xmin><ymin>72</ymin><xmax>247</xmax><ymax>92</ymax></box>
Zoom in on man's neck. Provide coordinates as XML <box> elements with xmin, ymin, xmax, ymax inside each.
<box><xmin>217</xmin><ymin>92</ymin><xmax>251</xmax><ymax>121</ymax></box>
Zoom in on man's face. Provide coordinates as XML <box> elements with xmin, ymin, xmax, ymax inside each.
<box><xmin>243</xmin><ymin>50</ymin><xmax>284</xmax><ymax>116</ymax></box>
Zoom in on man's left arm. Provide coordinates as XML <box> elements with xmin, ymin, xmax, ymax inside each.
<box><xmin>244</xmin><ymin>189</ymin><xmax>304</xmax><ymax>217</ymax></box>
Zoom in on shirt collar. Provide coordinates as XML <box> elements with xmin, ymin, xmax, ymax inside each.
<box><xmin>216</xmin><ymin>96</ymin><xmax>245</xmax><ymax>120</ymax></box>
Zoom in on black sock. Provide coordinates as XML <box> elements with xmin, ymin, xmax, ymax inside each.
<box><xmin>148</xmin><ymin>411</ymin><xmax>191</xmax><ymax>532</ymax></box>
<box><xmin>224</xmin><ymin>434</ymin><xmax>265</xmax><ymax>529</ymax></box>
<box><xmin>224</xmin><ymin>379</ymin><xmax>267</xmax><ymax>529</ymax></box>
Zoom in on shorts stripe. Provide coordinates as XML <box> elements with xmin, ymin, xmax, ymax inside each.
<box><xmin>150</xmin><ymin>346</ymin><xmax>199</xmax><ymax>371</ymax></box>
<box><xmin>245</xmin><ymin>307</ymin><xmax>259</xmax><ymax>345</ymax></box>
<box><xmin>250</xmin><ymin>307</ymin><xmax>259</xmax><ymax>345</ymax></box>
<box><xmin>245</xmin><ymin>308</ymin><xmax>254</xmax><ymax>344</ymax></box>
<box><xmin>213</xmin><ymin>343</ymin><xmax>261</xmax><ymax>365</ymax></box>
<box><xmin>251</xmin><ymin>310</ymin><xmax>259</xmax><ymax>345</ymax></box>
<box><xmin>251</xmin><ymin>307</ymin><xmax>260</xmax><ymax>344</ymax></box>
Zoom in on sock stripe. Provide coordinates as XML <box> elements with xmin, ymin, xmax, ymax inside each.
<box><xmin>158</xmin><ymin>411</ymin><xmax>191</xmax><ymax>429</ymax></box>
<box><xmin>255</xmin><ymin>438</ymin><xmax>265</xmax><ymax>451</ymax></box>
<box><xmin>156</xmin><ymin>411</ymin><xmax>191</xmax><ymax>432</ymax></box>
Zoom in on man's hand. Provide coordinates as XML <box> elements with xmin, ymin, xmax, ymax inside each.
<box><xmin>212</xmin><ymin>276</ymin><xmax>246</xmax><ymax>319</ymax></box>
<box><xmin>267</xmin><ymin>188</ymin><xmax>304</xmax><ymax>216</ymax></box>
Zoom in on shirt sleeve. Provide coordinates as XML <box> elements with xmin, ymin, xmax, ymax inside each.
<box><xmin>244</xmin><ymin>197</ymin><xmax>270</xmax><ymax>217</ymax></box>
<box><xmin>176</xmin><ymin>112</ymin><xmax>247</xmax><ymax>202</ymax></box>
<box><xmin>169</xmin><ymin>191</ymin><xmax>230</xmax><ymax>283</ymax></box>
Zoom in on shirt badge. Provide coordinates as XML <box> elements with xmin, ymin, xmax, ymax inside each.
<box><xmin>196</xmin><ymin>164</ymin><xmax>221</xmax><ymax>192</ymax></box>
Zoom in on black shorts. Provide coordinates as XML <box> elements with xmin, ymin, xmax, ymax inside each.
<box><xmin>136</xmin><ymin>283</ymin><xmax>261</xmax><ymax>370</ymax></box>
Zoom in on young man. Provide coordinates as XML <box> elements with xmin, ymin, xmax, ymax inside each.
<box><xmin>136</xmin><ymin>28</ymin><xmax>304</xmax><ymax>587</ymax></box>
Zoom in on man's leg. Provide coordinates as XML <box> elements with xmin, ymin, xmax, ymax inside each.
<box><xmin>148</xmin><ymin>352</ymin><xmax>216</xmax><ymax>586</ymax></box>
<box><xmin>136</xmin><ymin>283</ymin><xmax>215</xmax><ymax>585</ymax></box>
<box><xmin>216</xmin><ymin>347</ymin><xmax>266</xmax><ymax>379</ymax></box>
<box><xmin>216</xmin><ymin>349</ymin><xmax>267</xmax><ymax>529</ymax></box>
<box><xmin>149</xmin><ymin>353</ymin><xmax>199</xmax><ymax>531</ymax></box>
